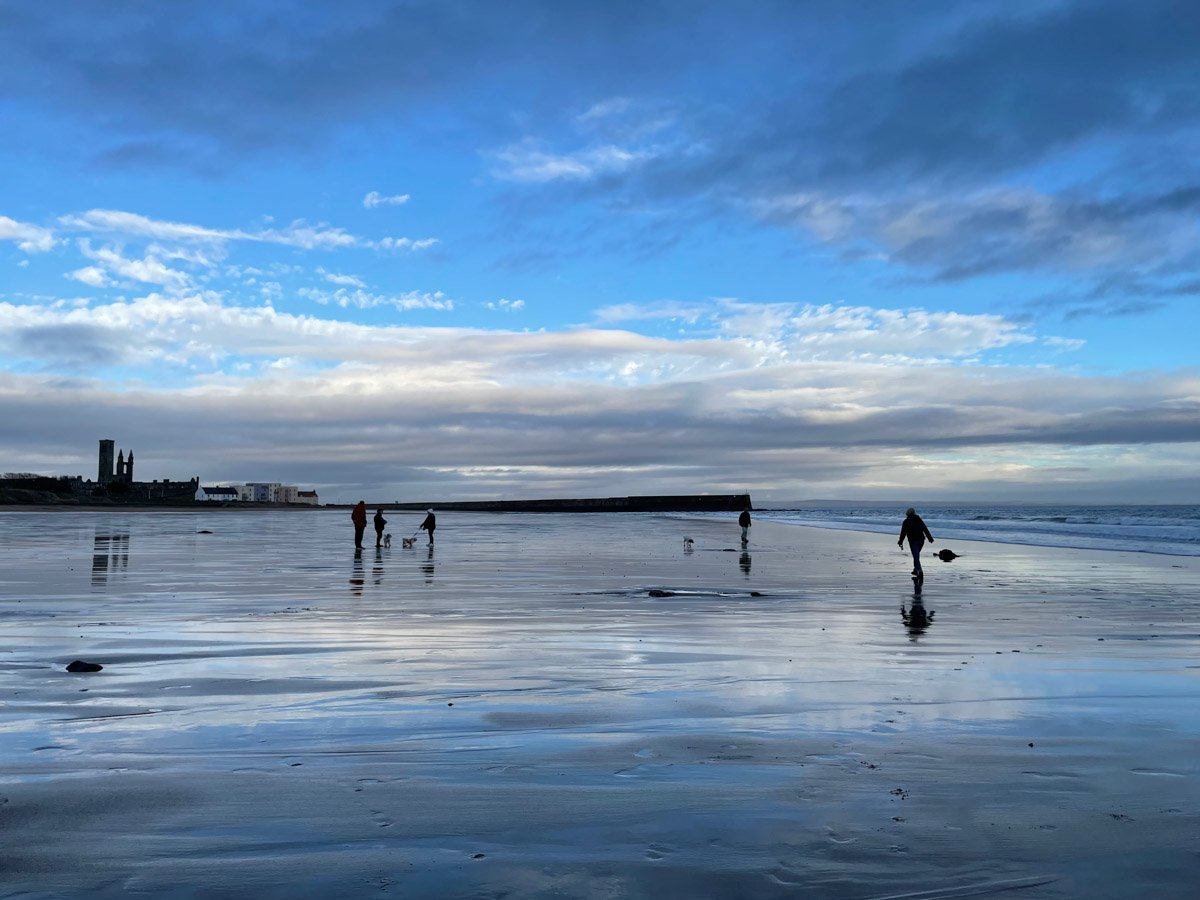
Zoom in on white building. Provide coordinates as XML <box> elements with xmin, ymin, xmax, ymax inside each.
<box><xmin>195</xmin><ymin>485</ymin><xmax>241</xmax><ymax>502</ymax></box>
<box><xmin>296</xmin><ymin>489</ymin><xmax>319</xmax><ymax>506</ymax></box>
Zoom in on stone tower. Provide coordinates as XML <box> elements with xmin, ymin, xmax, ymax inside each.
<box><xmin>98</xmin><ymin>439</ymin><xmax>115</xmax><ymax>483</ymax></box>
<box><xmin>125</xmin><ymin>449</ymin><xmax>134</xmax><ymax>482</ymax></box>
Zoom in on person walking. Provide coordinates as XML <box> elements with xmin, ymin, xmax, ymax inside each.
<box><xmin>351</xmin><ymin>500</ymin><xmax>368</xmax><ymax>550</ymax></box>
<box><xmin>898</xmin><ymin>507</ymin><xmax>934</xmax><ymax>579</ymax></box>
<box><xmin>738</xmin><ymin>508</ymin><xmax>752</xmax><ymax>544</ymax></box>
<box><xmin>373</xmin><ymin>508</ymin><xmax>388</xmax><ymax>548</ymax></box>
<box><xmin>419</xmin><ymin>508</ymin><xmax>436</xmax><ymax>545</ymax></box>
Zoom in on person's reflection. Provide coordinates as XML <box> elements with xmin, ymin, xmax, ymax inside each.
<box><xmin>373</xmin><ymin>548</ymin><xmax>385</xmax><ymax>585</ymax></box>
<box><xmin>900</xmin><ymin>592</ymin><xmax>935</xmax><ymax>639</ymax></box>
<box><xmin>739</xmin><ymin>550</ymin><xmax>751</xmax><ymax>577</ymax></box>
<box><xmin>350</xmin><ymin>548</ymin><xmax>364</xmax><ymax>596</ymax></box>
<box><xmin>421</xmin><ymin>546</ymin><xmax>435</xmax><ymax>584</ymax></box>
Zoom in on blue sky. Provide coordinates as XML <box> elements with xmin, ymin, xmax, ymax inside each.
<box><xmin>2</xmin><ymin>0</ymin><xmax>1199</xmax><ymax>503</ymax></box>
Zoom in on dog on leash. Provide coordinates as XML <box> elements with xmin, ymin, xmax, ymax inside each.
<box><xmin>383</xmin><ymin>533</ymin><xmax>392</xmax><ymax>548</ymax></box>
<box><xmin>401</xmin><ymin>536</ymin><xmax>416</xmax><ymax>548</ymax></box>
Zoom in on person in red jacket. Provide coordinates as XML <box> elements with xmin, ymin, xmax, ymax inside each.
<box><xmin>898</xmin><ymin>508</ymin><xmax>934</xmax><ymax>579</ymax></box>
<box><xmin>351</xmin><ymin>501</ymin><xmax>368</xmax><ymax>550</ymax></box>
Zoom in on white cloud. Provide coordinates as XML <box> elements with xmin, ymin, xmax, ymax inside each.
<box><xmin>484</xmin><ymin>298</ymin><xmax>525</xmax><ymax>312</ymax></box>
<box><xmin>493</xmin><ymin>141</ymin><xmax>651</xmax><ymax>183</ymax></box>
<box><xmin>321</xmin><ymin>270</ymin><xmax>367</xmax><ymax>287</ymax></box>
<box><xmin>375</xmin><ymin>236</ymin><xmax>439</xmax><ymax>251</ymax></box>
<box><xmin>61</xmin><ymin>209</ymin><xmax>363</xmax><ymax>252</ymax></box>
<box><xmin>363</xmin><ymin>191</ymin><xmax>411</xmax><ymax>209</ymax></box>
<box><xmin>298</xmin><ymin>286</ymin><xmax>453</xmax><ymax>312</ymax></box>
<box><xmin>67</xmin><ymin>265</ymin><xmax>111</xmax><ymax>287</ymax></box>
<box><xmin>1044</xmin><ymin>335</ymin><xmax>1087</xmax><ymax>351</ymax></box>
<box><xmin>593</xmin><ymin>301</ymin><xmax>707</xmax><ymax>325</ymax></box>
<box><xmin>576</xmin><ymin>97</ymin><xmax>632</xmax><ymax>123</ymax></box>
<box><xmin>593</xmin><ymin>300</ymin><xmax>1033</xmax><ymax>363</ymax></box>
<box><xmin>0</xmin><ymin>215</ymin><xmax>55</xmax><ymax>253</ymax></box>
<box><xmin>75</xmin><ymin>242</ymin><xmax>193</xmax><ymax>290</ymax></box>
<box><xmin>59</xmin><ymin>209</ymin><xmax>237</xmax><ymax>243</ymax></box>
<box><xmin>258</xmin><ymin>220</ymin><xmax>358</xmax><ymax>250</ymax></box>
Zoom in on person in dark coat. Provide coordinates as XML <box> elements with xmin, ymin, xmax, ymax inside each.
<box><xmin>420</xmin><ymin>509</ymin><xmax>436</xmax><ymax>545</ymax></box>
<box><xmin>738</xmin><ymin>508</ymin><xmax>752</xmax><ymax>544</ymax></box>
<box><xmin>373</xmin><ymin>508</ymin><xmax>388</xmax><ymax>548</ymax></box>
<box><xmin>351</xmin><ymin>501</ymin><xmax>367</xmax><ymax>550</ymax></box>
<box><xmin>898</xmin><ymin>507</ymin><xmax>934</xmax><ymax>578</ymax></box>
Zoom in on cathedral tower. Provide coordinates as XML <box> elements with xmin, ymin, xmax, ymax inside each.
<box><xmin>98</xmin><ymin>439</ymin><xmax>115</xmax><ymax>483</ymax></box>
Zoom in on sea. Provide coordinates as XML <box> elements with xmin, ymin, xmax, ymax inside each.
<box><xmin>737</xmin><ymin>504</ymin><xmax>1200</xmax><ymax>557</ymax></box>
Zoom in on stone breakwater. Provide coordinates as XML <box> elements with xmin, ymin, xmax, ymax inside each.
<box><xmin>364</xmin><ymin>493</ymin><xmax>753</xmax><ymax>513</ymax></box>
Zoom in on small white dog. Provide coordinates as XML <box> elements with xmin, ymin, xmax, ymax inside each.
<box><xmin>383</xmin><ymin>533</ymin><xmax>392</xmax><ymax>548</ymax></box>
<box><xmin>401</xmin><ymin>536</ymin><xmax>416</xmax><ymax>548</ymax></box>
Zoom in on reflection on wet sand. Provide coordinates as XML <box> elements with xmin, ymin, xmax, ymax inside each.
<box><xmin>350</xmin><ymin>549</ymin><xmax>364</xmax><ymax>596</ymax></box>
<box><xmin>901</xmin><ymin>593</ymin><xmax>935</xmax><ymax>639</ymax></box>
<box><xmin>5</xmin><ymin>510</ymin><xmax>1200</xmax><ymax>898</ymax></box>
<box><xmin>421</xmin><ymin>546</ymin><xmax>435</xmax><ymax>584</ymax></box>
<box><xmin>373</xmin><ymin>548</ymin><xmax>384</xmax><ymax>585</ymax></box>
<box><xmin>738</xmin><ymin>550</ymin><xmax>751</xmax><ymax>577</ymax></box>
<box><xmin>91</xmin><ymin>530</ymin><xmax>130</xmax><ymax>588</ymax></box>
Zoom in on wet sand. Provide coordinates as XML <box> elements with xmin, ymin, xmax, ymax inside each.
<box><xmin>2</xmin><ymin>510</ymin><xmax>1199</xmax><ymax>898</ymax></box>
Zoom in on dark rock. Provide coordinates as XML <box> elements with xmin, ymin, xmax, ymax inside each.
<box><xmin>198</xmin><ymin>529</ymin><xmax>213</xmax><ymax>534</ymax></box>
<box><xmin>66</xmin><ymin>660</ymin><xmax>103</xmax><ymax>673</ymax></box>
<box><xmin>750</xmin><ymin>591</ymin><xmax>763</xmax><ymax>597</ymax></box>
<box><xmin>935</xmin><ymin>549</ymin><xmax>959</xmax><ymax>562</ymax></box>
<box><xmin>648</xmin><ymin>589</ymin><xmax>676</xmax><ymax>597</ymax></box>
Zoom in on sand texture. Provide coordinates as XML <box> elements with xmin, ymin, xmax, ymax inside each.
<box><xmin>2</xmin><ymin>509</ymin><xmax>1199</xmax><ymax>898</ymax></box>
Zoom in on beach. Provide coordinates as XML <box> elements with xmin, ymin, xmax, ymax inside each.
<box><xmin>2</xmin><ymin>509</ymin><xmax>1199</xmax><ymax>898</ymax></box>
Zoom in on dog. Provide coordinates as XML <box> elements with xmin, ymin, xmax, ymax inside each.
<box><xmin>383</xmin><ymin>533</ymin><xmax>392</xmax><ymax>548</ymax></box>
<box><xmin>401</xmin><ymin>536</ymin><xmax>416</xmax><ymax>548</ymax></box>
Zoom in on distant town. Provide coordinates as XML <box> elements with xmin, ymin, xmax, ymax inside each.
<box><xmin>0</xmin><ymin>438</ymin><xmax>319</xmax><ymax>506</ymax></box>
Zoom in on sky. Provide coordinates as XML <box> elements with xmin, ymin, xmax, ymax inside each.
<box><xmin>2</xmin><ymin>0</ymin><xmax>1199</xmax><ymax>504</ymax></box>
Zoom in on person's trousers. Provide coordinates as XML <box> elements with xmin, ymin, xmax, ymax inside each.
<box><xmin>909</xmin><ymin>539</ymin><xmax>924</xmax><ymax>573</ymax></box>
<box><xmin>354</xmin><ymin>525</ymin><xmax>365</xmax><ymax>548</ymax></box>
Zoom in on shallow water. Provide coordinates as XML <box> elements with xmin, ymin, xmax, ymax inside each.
<box><xmin>2</xmin><ymin>510</ymin><xmax>1199</xmax><ymax>897</ymax></box>
<box><xmin>725</xmin><ymin>504</ymin><xmax>1200</xmax><ymax>556</ymax></box>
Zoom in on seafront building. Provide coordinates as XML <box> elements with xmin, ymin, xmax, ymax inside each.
<box><xmin>194</xmin><ymin>482</ymin><xmax>319</xmax><ymax>505</ymax></box>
